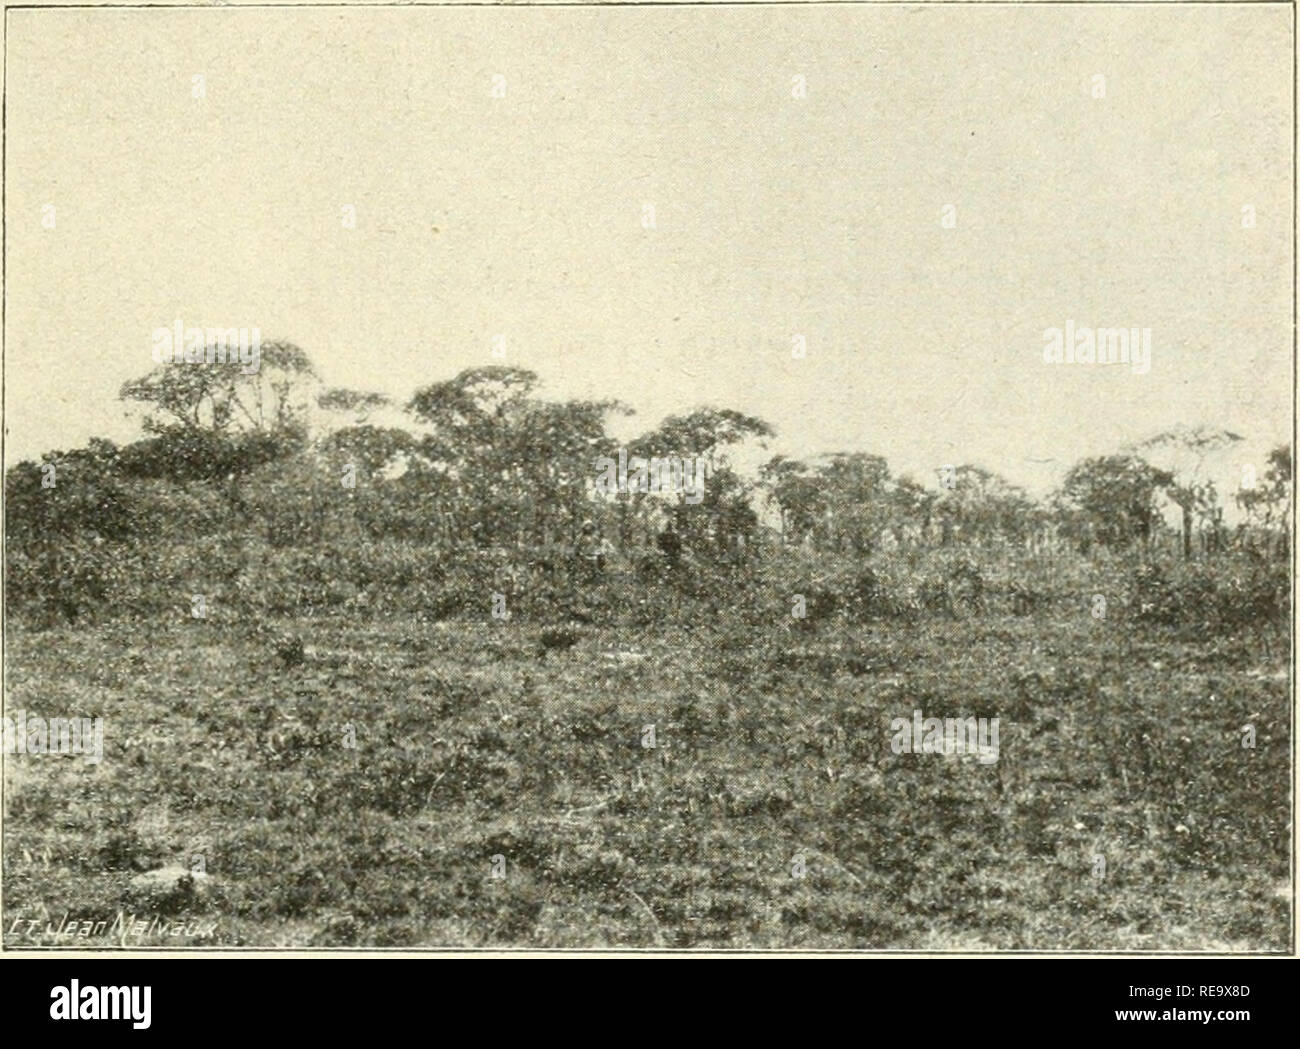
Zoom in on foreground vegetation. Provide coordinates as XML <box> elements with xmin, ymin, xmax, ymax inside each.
<box><xmin>3</xmin><ymin>547</ymin><xmax>1289</xmax><ymax>950</ymax></box>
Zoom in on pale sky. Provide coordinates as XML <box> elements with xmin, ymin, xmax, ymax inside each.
<box><xmin>3</xmin><ymin>4</ymin><xmax>1292</xmax><ymax>497</ymax></box>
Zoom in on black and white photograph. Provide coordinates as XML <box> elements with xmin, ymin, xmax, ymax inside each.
<box><xmin>0</xmin><ymin>0</ymin><xmax>1293</xmax><ymax>960</ymax></box>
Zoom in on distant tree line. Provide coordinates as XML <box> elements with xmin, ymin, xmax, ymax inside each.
<box><xmin>5</xmin><ymin>345</ymin><xmax>1292</xmax><ymax>568</ymax></box>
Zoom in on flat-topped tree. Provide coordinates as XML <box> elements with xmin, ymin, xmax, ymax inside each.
<box><xmin>406</xmin><ymin>366</ymin><xmax>626</xmax><ymax>547</ymax></box>
<box><xmin>116</xmin><ymin>340</ymin><xmax>320</xmax><ymax>488</ymax></box>
<box><xmin>120</xmin><ymin>340</ymin><xmax>318</xmax><ymax>438</ymax></box>
<box><xmin>629</xmin><ymin>408</ymin><xmax>774</xmax><ymax>473</ymax></box>
<box><xmin>1130</xmin><ymin>425</ymin><xmax>1244</xmax><ymax>560</ymax></box>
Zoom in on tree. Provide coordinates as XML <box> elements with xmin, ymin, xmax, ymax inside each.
<box><xmin>935</xmin><ymin>465</ymin><xmax>1035</xmax><ymax>547</ymax></box>
<box><xmin>407</xmin><ymin>367</ymin><xmax>626</xmax><ymax>547</ymax></box>
<box><xmin>1057</xmin><ymin>454</ymin><xmax>1172</xmax><ymax>552</ymax></box>
<box><xmin>117</xmin><ymin>341</ymin><xmax>319</xmax><ymax>497</ymax></box>
<box><xmin>888</xmin><ymin>476</ymin><xmax>937</xmax><ymax>549</ymax></box>
<box><xmin>702</xmin><ymin>464</ymin><xmax>761</xmax><ymax>558</ymax></box>
<box><xmin>514</xmin><ymin>397</ymin><xmax>630</xmax><ymax>545</ymax></box>
<box><xmin>626</xmin><ymin>408</ymin><xmax>774</xmax><ymax>556</ymax></box>
<box><xmin>813</xmin><ymin>453</ymin><xmax>892</xmax><ymax>554</ymax></box>
<box><xmin>324</xmin><ymin>424</ymin><xmax>415</xmax><ymax>476</ymax></box>
<box><xmin>1237</xmin><ymin>443</ymin><xmax>1292</xmax><ymax>556</ymax></box>
<box><xmin>121</xmin><ymin>340</ymin><xmax>319</xmax><ymax>437</ymax></box>
<box><xmin>759</xmin><ymin>456</ymin><xmax>825</xmax><ymax>545</ymax></box>
<box><xmin>628</xmin><ymin>408</ymin><xmax>774</xmax><ymax>469</ymax></box>
<box><xmin>1131</xmin><ymin>425</ymin><xmax>1244</xmax><ymax>560</ymax></box>
<box><xmin>406</xmin><ymin>367</ymin><xmax>541</xmax><ymax>546</ymax></box>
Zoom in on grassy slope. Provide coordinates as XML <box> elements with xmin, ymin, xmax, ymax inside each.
<box><xmin>2</xmin><ymin>610</ymin><xmax>1290</xmax><ymax>950</ymax></box>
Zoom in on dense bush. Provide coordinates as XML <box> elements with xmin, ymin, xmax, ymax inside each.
<box><xmin>6</xmin><ymin>526</ymin><xmax>1289</xmax><ymax>642</ymax></box>
<box><xmin>1132</xmin><ymin>557</ymin><xmax>1289</xmax><ymax>631</ymax></box>
<box><xmin>2</xmin><ymin>436</ymin><xmax>1289</xmax><ymax>644</ymax></box>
